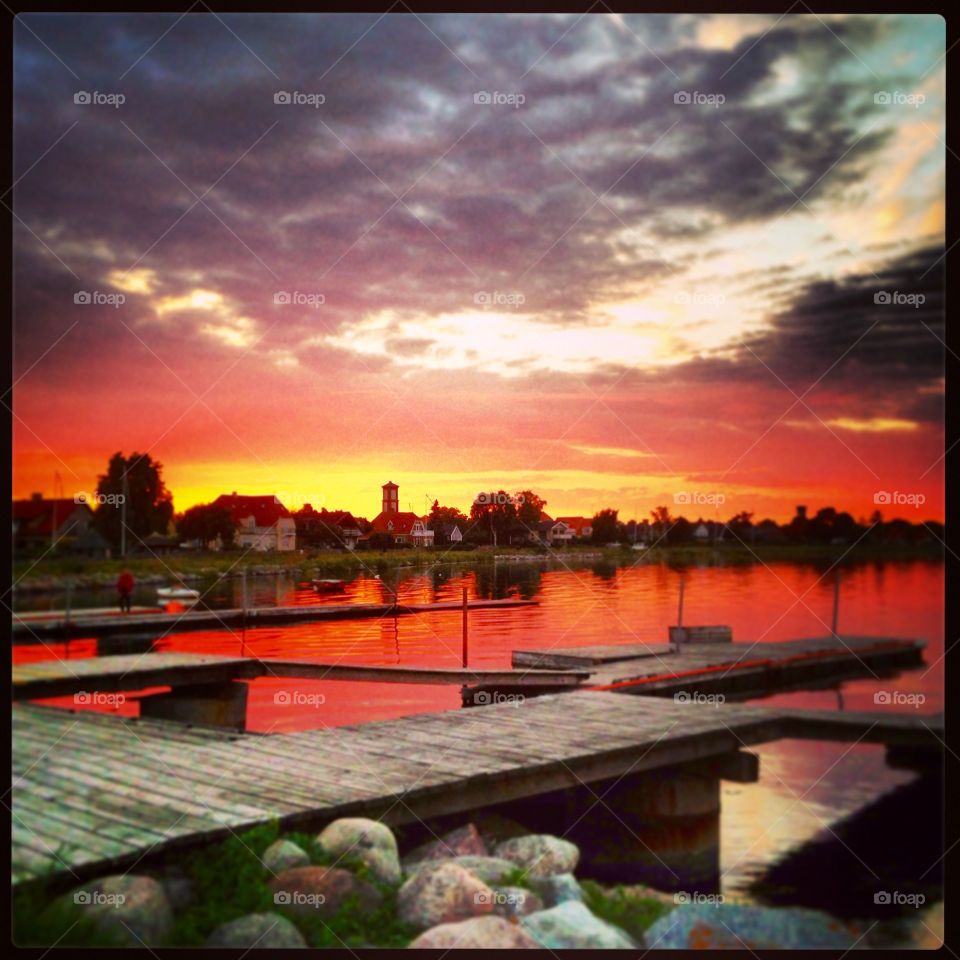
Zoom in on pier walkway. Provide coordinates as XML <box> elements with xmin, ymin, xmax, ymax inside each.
<box><xmin>11</xmin><ymin>692</ymin><xmax>943</xmax><ymax>885</ymax></box>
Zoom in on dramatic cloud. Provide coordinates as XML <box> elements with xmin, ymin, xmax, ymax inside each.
<box><xmin>12</xmin><ymin>12</ymin><xmax>945</xmax><ymax>520</ymax></box>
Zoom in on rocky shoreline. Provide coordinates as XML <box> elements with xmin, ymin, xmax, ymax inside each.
<box><xmin>22</xmin><ymin>817</ymin><xmax>937</xmax><ymax>949</ymax></box>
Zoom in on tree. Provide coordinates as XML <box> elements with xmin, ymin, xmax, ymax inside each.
<box><xmin>176</xmin><ymin>504</ymin><xmax>236</xmax><ymax>549</ymax></box>
<box><xmin>727</xmin><ymin>511</ymin><xmax>754</xmax><ymax>541</ymax></box>
<box><xmin>649</xmin><ymin>505</ymin><xmax>674</xmax><ymax>543</ymax></box>
<box><xmin>513</xmin><ymin>490</ymin><xmax>547</xmax><ymax>541</ymax></box>
<box><xmin>590</xmin><ymin>508</ymin><xmax>619</xmax><ymax>544</ymax></box>
<box><xmin>469</xmin><ymin>491</ymin><xmax>517</xmax><ymax>545</ymax></box>
<box><xmin>428</xmin><ymin>500</ymin><xmax>469</xmax><ymax>529</ymax></box>
<box><xmin>94</xmin><ymin>452</ymin><xmax>174</xmax><ymax>549</ymax></box>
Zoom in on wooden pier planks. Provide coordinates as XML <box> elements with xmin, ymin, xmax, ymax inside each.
<box><xmin>12</xmin><ymin>653</ymin><xmax>589</xmax><ymax>701</ymax></box>
<box><xmin>12</xmin><ymin>597</ymin><xmax>539</xmax><ymax>641</ymax></box>
<box><xmin>11</xmin><ymin>693</ymin><xmax>943</xmax><ymax>886</ymax></box>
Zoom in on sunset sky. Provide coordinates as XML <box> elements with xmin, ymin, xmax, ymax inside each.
<box><xmin>12</xmin><ymin>12</ymin><xmax>945</xmax><ymax>522</ymax></box>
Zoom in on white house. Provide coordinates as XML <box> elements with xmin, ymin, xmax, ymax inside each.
<box><xmin>212</xmin><ymin>493</ymin><xmax>297</xmax><ymax>552</ymax></box>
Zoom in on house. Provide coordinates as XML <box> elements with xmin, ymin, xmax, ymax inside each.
<box><xmin>295</xmin><ymin>506</ymin><xmax>364</xmax><ymax>551</ymax></box>
<box><xmin>327</xmin><ymin>511</ymin><xmax>363</xmax><ymax>550</ymax></box>
<box><xmin>363</xmin><ymin>481</ymin><xmax>434</xmax><ymax>547</ymax></box>
<box><xmin>536</xmin><ymin>514</ymin><xmax>574</xmax><ymax>546</ymax></box>
<box><xmin>212</xmin><ymin>493</ymin><xmax>297</xmax><ymax>551</ymax></box>
<box><xmin>13</xmin><ymin>494</ymin><xmax>96</xmax><ymax>554</ymax></box>
<box><xmin>693</xmin><ymin>521</ymin><xmax>711</xmax><ymax>541</ymax></box>
<box><xmin>431</xmin><ymin>522</ymin><xmax>463</xmax><ymax>545</ymax></box>
<box><xmin>140</xmin><ymin>530</ymin><xmax>182</xmax><ymax>555</ymax></box>
<box><xmin>558</xmin><ymin>516</ymin><xmax>593</xmax><ymax>540</ymax></box>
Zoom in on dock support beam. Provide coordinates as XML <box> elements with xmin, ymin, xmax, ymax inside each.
<box><xmin>139</xmin><ymin>681</ymin><xmax>248</xmax><ymax>732</ymax></box>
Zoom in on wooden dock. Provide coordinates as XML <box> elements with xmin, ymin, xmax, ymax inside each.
<box><xmin>13</xmin><ymin>653</ymin><xmax>588</xmax><ymax>702</ymax></box>
<box><xmin>506</xmin><ymin>635</ymin><xmax>926</xmax><ymax>700</ymax></box>
<box><xmin>11</xmin><ymin>597</ymin><xmax>538</xmax><ymax>641</ymax></box>
<box><xmin>12</xmin><ymin>694</ymin><xmax>942</xmax><ymax>885</ymax></box>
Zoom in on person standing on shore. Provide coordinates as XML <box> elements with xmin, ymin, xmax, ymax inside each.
<box><xmin>117</xmin><ymin>569</ymin><xmax>134</xmax><ymax>614</ymax></box>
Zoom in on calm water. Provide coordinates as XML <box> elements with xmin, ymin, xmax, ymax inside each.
<box><xmin>13</xmin><ymin>557</ymin><xmax>944</xmax><ymax>911</ymax></box>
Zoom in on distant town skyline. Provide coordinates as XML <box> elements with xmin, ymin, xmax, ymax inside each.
<box><xmin>12</xmin><ymin>13</ymin><xmax>945</xmax><ymax>523</ymax></box>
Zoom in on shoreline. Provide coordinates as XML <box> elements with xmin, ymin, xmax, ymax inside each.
<box><xmin>12</xmin><ymin>542</ymin><xmax>943</xmax><ymax>593</ymax></box>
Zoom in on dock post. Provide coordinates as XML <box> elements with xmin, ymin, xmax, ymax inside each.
<box><xmin>241</xmin><ymin>570</ymin><xmax>248</xmax><ymax>656</ymax></box>
<box><xmin>677</xmin><ymin>573</ymin><xmax>685</xmax><ymax>627</ymax></box>
<box><xmin>64</xmin><ymin>579</ymin><xmax>72</xmax><ymax>627</ymax></box>
<box><xmin>462</xmin><ymin>586</ymin><xmax>468</xmax><ymax>667</ymax></box>
<box><xmin>831</xmin><ymin>571</ymin><xmax>841</xmax><ymax>637</ymax></box>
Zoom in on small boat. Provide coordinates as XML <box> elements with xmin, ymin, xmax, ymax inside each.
<box><xmin>312</xmin><ymin>579</ymin><xmax>346</xmax><ymax>593</ymax></box>
<box><xmin>157</xmin><ymin>586</ymin><xmax>201</xmax><ymax>600</ymax></box>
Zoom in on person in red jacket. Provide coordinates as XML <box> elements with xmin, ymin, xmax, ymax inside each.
<box><xmin>117</xmin><ymin>569</ymin><xmax>135</xmax><ymax>614</ymax></box>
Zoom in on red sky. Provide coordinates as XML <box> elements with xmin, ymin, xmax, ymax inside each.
<box><xmin>12</xmin><ymin>13</ymin><xmax>945</xmax><ymax>523</ymax></box>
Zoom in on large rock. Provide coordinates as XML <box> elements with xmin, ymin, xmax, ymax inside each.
<box><xmin>406</xmin><ymin>855</ymin><xmax>517</xmax><ymax>885</ymax></box>
<box><xmin>409</xmin><ymin>915</ymin><xmax>542</xmax><ymax>949</ymax></box>
<box><xmin>63</xmin><ymin>875</ymin><xmax>173</xmax><ymax>946</ymax></box>
<box><xmin>522</xmin><ymin>901</ymin><xmax>636</xmax><ymax>949</ymax></box>
<box><xmin>263</xmin><ymin>839</ymin><xmax>310</xmax><ymax>874</ymax></box>
<box><xmin>317</xmin><ymin>818</ymin><xmax>401</xmax><ymax>885</ymax></box>
<box><xmin>269</xmin><ymin>866</ymin><xmax>382</xmax><ymax>919</ymax></box>
<box><xmin>404</xmin><ymin>824</ymin><xmax>488</xmax><ymax>865</ymax></box>
<box><xmin>206</xmin><ymin>913</ymin><xmax>308</xmax><ymax>948</ymax></box>
<box><xmin>495</xmin><ymin>835</ymin><xmax>579</xmax><ymax>878</ymax></box>
<box><xmin>644</xmin><ymin>903</ymin><xmax>856</xmax><ymax>949</ymax></box>
<box><xmin>397</xmin><ymin>861</ymin><xmax>496</xmax><ymax>930</ymax></box>
<box><xmin>528</xmin><ymin>873</ymin><xmax>584</xmax><ymax>907</ymax></box>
